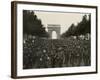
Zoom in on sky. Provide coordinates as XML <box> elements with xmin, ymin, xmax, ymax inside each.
<box><xmin>34</xmin><ymin>11</ymin><xmax>89</xmax><ymax>34</ymax></box>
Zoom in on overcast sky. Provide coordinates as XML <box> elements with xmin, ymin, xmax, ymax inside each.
<box><xmin>34</xmin><ymin>11</ymin><xmax>89</xmax><ymax>34</ymax></box>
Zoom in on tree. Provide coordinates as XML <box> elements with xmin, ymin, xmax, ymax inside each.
<box><xmin>23</xmin><ymin>10</ymin><xmax>49</xmax><ymax>37</ymax></box>
<box><xmin>61</xmin><ymin>14</ymin><xmax>91</xmax><ymax>38</ymax></box>
<box><xmin>61</xmin><ymin>24</ymin><xmax>76</xmax><ymax>37</ymax></box>
<box><xmin>75</xmin><ymin>15</ymin><xmax>91</xmax><ymax>35</ymax></box>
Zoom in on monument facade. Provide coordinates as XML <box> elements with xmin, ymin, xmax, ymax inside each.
<box><xmin>47</xmin><ymin>24</ymin><xmax>61</xmax><ymax>39</ymax></box>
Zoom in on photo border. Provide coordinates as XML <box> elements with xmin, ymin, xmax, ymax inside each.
<box><xmin>11</xmin><ymin>1</ymin><xmax>98</xmax><ymax>78</ymax></box>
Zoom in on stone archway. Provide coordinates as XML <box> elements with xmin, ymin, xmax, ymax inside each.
<box><xmin>47</xmin><ymin>24</ymin><xmax>61</xmax><ymax>39</ymax></box>
<box><xmin>52</xmin><ymin>31</ymin><xmax>57</xmax><ymax>39</ymax></box>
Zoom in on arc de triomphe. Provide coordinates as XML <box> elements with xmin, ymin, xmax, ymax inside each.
<box><xmin>47</xmin><ymin>24</ymin><xmax>61</xmax><ymax>39</ymax></box>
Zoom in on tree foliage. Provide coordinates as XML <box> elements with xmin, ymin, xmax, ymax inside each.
<box><xmin>23</xmin><ymin>10</ymin><xmax>49</xmax><ymax>37</ymax></box>
<box><xmin>61</xmin><ymin>15</ymin><xmax>91</xmax><ymax>38</ymax></box>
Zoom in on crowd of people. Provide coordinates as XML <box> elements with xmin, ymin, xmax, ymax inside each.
<box><xmin>23</xmin><ymin>37</ymin><xmax>91</xmax><ymax>69</ymax></box>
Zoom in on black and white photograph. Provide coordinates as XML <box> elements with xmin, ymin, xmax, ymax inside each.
<box><xmin>23</xmin><ymin>10</ymin><xmax>91</xmax><ymax>69</ymax></box>
<box><xmin>11</xmin><ymin>1</ymin><xmax>97</xmax><ymax>78</ymax></box>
